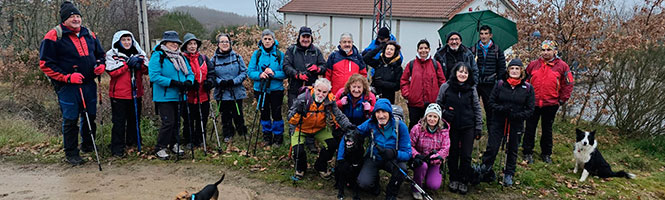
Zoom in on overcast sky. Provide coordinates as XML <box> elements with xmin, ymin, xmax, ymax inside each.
<box><xmin>161</xmin><ymin>0</ymin><xmax>260</xmax><ymax>16</ymax></box>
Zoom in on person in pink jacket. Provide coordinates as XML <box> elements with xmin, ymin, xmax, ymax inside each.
<box><xmin>409</xmin><ymin>103</ymin><xmax>450</xmax><ymax>200</ymax></box>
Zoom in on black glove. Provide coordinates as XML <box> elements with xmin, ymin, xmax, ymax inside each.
<box><xmin>412</xmin><ymin>154</ymin><xmax>426</xmax><ymax>167</ymax></box>
<box><xmin>296</xmin><ymin>103</ymin><xmax>308</xmax><ymax>116</ymax></box>
<box><xmin>192</xmin><ymin>81</ymin><xmax>200</xmax><ymax>91</ymax></box>
<box><xmin>127</xmin><ymin>56</ymin><xmax>143</xmax><ymax>70</ymax></box>
<box><xmin>344</xmin><ymin>124</ymin><xmax>357</xmax><ymax>132</ymax></box>
<box><xmin>170</xmin><ymin>80</ymin><xmax>186</xmax><ymax>91</ymax></box>
<box><xmin>442</xmin><ymin>110</ymin><xmax>455</xmax><ymax>123</ymax></box>
<box><xmin>224</xmin><ymin>79</ymin><xmax>234</xmax><ymax>87</ymax></box>
<box><xmin>474</xmin><ymin>129</ymin><xmax>482</xmax><ymax>140</ymax></box>
<box><xmin>203</xmin><ymin>80</ymin><xmax>214</xmax><ymax>91</ymax></box>
<box><xmin>184</xmin><ymin>80</ymin><xmax>194</xmax><ymax>91</ymax></box>
<box><xmin>375</xmin><ymin>145</ymin><xmax>397</xmax><ymax>161</ymax></box>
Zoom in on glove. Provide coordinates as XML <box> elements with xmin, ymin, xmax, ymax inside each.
<box><xmin>474</xmin><ymin>129</ymin><xmax>482</xmax><ymax>140</ymax></box>
<box><xmin>362</xmin><ymin>101</ymin><xmax>372</xmax><ymax>111</ymax></box>
<box><xmin>203</xmin><ymin>80</ymin><xmax>214</xmax><ymax>91</ymax></box>
<box><xmin>339</xmin><ymin>96</ymin><xmax>348</xmax><ymax>105</ymax></box>
<box><xmin>344</xmin><ymin>124</ymin><xmax>357</xmax><ymax>132</ymax></box>
<box><xmin>224</xmin><ymin>79</ymin><xmax>235</xmax><ymax>86</ymax></box>
<box><xmin>307</xmin><ymin>64</ymin><xmax>321</xmax><ymax>73</ymax></box>
<box><xmin>219</xmin><ymin>79</ymin><xmax>234</xmax><ymax>88</ymax></box>
<box><xmin>442</xmin><ymin>109</ymin><xmax>455</xmax><ymax>123</ymax></box>
<box><xmin>376</xmin><ymin>145</ymin><xmax>397</xmax><ymax>161</ymax></box>
<box><xmin>296</xmin><ymin>72</ymin><xmax>309</xmax><ymax>81</ymax></box>
<box><xmin>412</xmin><ymin>154</ymin><xmax>426</xmax><ymax>167</ymax></box>
<box><xmin>429</xmin><ymin>154</ymin><xmax>443</xmax><ymax>165</ymax></box>
<box><xmin>127</xmin><ymin>56</ymin><xmax>144</xmax><ymax>70</ymax></box>
<box><xmin>170</xmin><ymin>80</ymin><xmax>186</xmax><ymax>90</ymax></box>
<box><xmin>191</xmin><ymin>81</ymin><xmax>199</xmax><ymax>91</ymax></box>
<box><xmin>184</xmin><ymin>80</ymin><xmax>195</xmax><ymax>91</ymax></box>
<box><xmin>296</xmin><ymin>103</ymin><xmax>308</xmax><ymax>116</ymax></box>
<box><xmin>67</xmin><ymin>73</ymin><xmax>84</xmax><ymax>84</ymax></box>
<box><xmin>94</xmin><ymin>64</ymin><xmax>105</xmax><ymax>75</ymax></box>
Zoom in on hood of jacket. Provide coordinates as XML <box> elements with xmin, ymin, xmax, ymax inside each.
<box><xmin>110</xmin><ymin>30</ymin><xmax>147</xmax><ymax>58</ymax></box>
<box><xmin>371</xmin><ymin>98</ymin><xmax>394</xmax><ymax>124</ymax></box>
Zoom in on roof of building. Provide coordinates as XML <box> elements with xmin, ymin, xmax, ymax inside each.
<box><xmin>277</xmin><ymin>0</ymin><xmax>513</xmax><ymax>20</ymax></box>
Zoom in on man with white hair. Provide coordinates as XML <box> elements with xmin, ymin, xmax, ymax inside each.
<box><xmin>288</xmin><ymin>78</ymin><xmax>355</xmax><ymax>180</ymax></box>
<box><xmin>325</xmin><ymin>33</ymin><xmax>367</xmax><ymax>94</ymax></box>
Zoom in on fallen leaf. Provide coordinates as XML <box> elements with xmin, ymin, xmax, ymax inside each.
<box><xmin>634</xmin><ymin>154</ymin><xmax>640</xmax><ymax>157</ymax></box>
<box><xmin>233</xmin><ymin>160</ymin><xmax>238</xmax><ymax>166</ymax></box>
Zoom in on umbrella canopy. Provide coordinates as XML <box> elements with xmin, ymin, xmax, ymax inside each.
<box><xmin>438</xmin><ymin>10</ymin><xmax>517</xmax><ymax>52</ymax></box>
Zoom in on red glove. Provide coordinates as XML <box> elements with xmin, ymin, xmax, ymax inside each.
<box><xmin>297</xmin><ymin>73</ymin><xmax>309</xmax><ymax>81</ymax></box>
<box><xmin>94</xmin><ymin>64</ymin><xmax>106</xmax><ymax>75</ymax></box>
<box><xmin>67</xmin><ymin>73</ymin><xmax>84</xmax><ymax>84</ymax></box>
<box><xmin>307</xmin><ymin>65</ymin><xmax>321</xmax><ymax>73</ymax></box>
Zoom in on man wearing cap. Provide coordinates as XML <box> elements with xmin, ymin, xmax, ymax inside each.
<box><xmin>522</xmin><ymin>40</ymin><xmax>574</xmax><ymax>164</ymax></box>
<box><xmin>434</xmin><ymin>32</ymin><xmax>479</xmax><ymax>84</ymax></box>
<box><xmin>283</xmin><ymin>26</ymin><xmax>327</xmax><ymax>108</ymax></box>
<box><xmin>39</xmin><ymin>1</ymin><xmax>107</xmax><ymax>165</ymax></box>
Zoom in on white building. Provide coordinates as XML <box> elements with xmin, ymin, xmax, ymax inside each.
<box><xmin>278</xmin><ymin>0</ymin><xmax>516</xmax><ymax>62</ymax></box>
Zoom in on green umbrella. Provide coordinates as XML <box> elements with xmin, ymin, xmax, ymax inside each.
<box><xmin>438</xmin><ymin>10</ymin><xmax>517</xmax><ymax>52</ymax></box>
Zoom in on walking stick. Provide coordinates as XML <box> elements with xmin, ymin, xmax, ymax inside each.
<box><xmin>196</xmin><ymin>72</ymin><xmax>207</xmax><ymax>156</ymax></box>
<box><xmin>96</xmin><ymin>76</ymin><xmax>105</xmax><ymax>148</ymax></box>
<box><xmin>209</xmin><ymin>98</ymin><xmax>222</xmax><ymax>152</ymax></box>
<box><xmin>290</xmin><ymin>111</ymin><xmax>306</xmax><ymax>183</ymax></box>
<box><xmin>129</xmin><ymin>67</ymin><xmax>142</xmax><ymax>152</ymax></box>
<box><xmin>391</xmin><ymin>160</ymin><xmax>433</xmax><ymax>200</ymax></box>
<box><xmin>246</xmin><ymin>79</ymin><xmax>267</xmax><ymax>157</ymax></box>
<box><xmin>74</xmin><ymin>65</ymin><xmax>102</xmax><ymax>171</ymax></box>
<box><xmin>184</xmin><ymin>95</ymin><xmax>195</xmax><ymax>158</ymax></box>
<box><xmin>252</xmin><ymin>77</ymin><xmax>272</xmax><ymax>155</ymax></box>
<box><xmin>498</xmin><ymin>118</ymin><xmax>511</xmax><ymax>185</ymax></box>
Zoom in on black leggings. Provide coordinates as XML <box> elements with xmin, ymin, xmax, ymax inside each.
<box><xmin>254</xmin><ymin>90</ymin><xmax>283</xmax><ymax>121</ymax></box>
<box><xmin>448</xmin><ymin>127</ymin><xmax>475</xmax><ymax>183</ymax></box>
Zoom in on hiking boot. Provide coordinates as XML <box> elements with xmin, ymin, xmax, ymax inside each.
<box><xmin>480</xmin><ymin>165</ymin><xmax>496</xmax><ymax>183</ymax></box>
<box><xmin>294</xmin><ymin>170</ymin><xmax>305</xmax><ymax>180</ymax></box>
<box><xmin>448</xmin><ymin>181</ymin><xmax>459</xmax><ymax>193</ymax></box>
<box><xmin>503</xmin><ymin>174</ymin><xmax>514</xmax><ymax>187</ymax></box>
<box><xmin>156</xmin><ymin>149</ymin><xmax>170</xmax><ymax>160</ymax></box>
<box><xmin>80</xmin><ymin>146</ymin><xmax>93</xmax><ymax>153</ymax></box>
<box><xmin>524</xmin><ymin>154</ymin><xmax>534</xmax><ymax>164</ymax></box>
<box><xmin>171</xmin><ymin>144</ymin><xmax>185</xmax><ymax>156</ymax></box>
<box><xmin>66</xmin><ymin>154</ymin><xmax>85</xmax><ymax>166</ymax></box>
<box><xmin>412</xmin><ymin>191</ymin><xmax>423</xmax><ymax>200</ymax></box>
<box><xmin>385</xmin><ymin>194</ymin><xmax>397</xmax><ymax>200</ymax></box>
<box><xmin>272</xmin><ymin>135</ymin><xmax>283</xmax><ymax>146</ymax></box>
<box><xmin>541</xmin><ymin>155</ymin><xmax>552</xmax><ymax>164</ymax></box>
<box><xmin>319</xmin><ymin>170</ymin><xmax>332</xmax><ymax>180</ymax></box>
<box><xmin>112</xmin><ymin>151</ymin><xmax>125</xmax><ymax>158</ymax></box>
<box><xmin>458</xmin><ymin>182</ymin><xmax>468</xmax><ymax>195</ymax></box>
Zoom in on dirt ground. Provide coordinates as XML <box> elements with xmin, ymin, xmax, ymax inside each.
<box><xmin>0</xmin><ymin>161</ymin><xmax>337</xmax><ymax>200</ymax></box>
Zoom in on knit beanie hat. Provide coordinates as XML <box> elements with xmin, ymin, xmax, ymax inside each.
<box><xmin>60</xmin><ymin>1</ymin><xmax>81</xmax><ymax>23</ymax></box>
<box><xmin>378</xmin><ymin>27</ymin><xmax>390</xmax><ymax>39</ymax></box>
<box><xmin>508</xmin><ymin>58</ymin><xmax>523</xmax><ymax>67</ymax></box>
<box><xmin>446</xmin><ymin>31</ymin><xmax>462</xmax><ymax>43</ymax></box>
<box><xmin>424</xmin><ymin>104</ymin><xmax>442</xmax><ymax>119</ymax></box>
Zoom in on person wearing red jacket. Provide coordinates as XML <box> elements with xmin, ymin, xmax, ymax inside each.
<box><xmin>325</xmin><ymin>32</ymin><xmax>367</xmax><ymax>94</ymax></box>
<box><xmin>523</xmin><ymin>40</ymin><xmax>574</xmax><ymax>164</ymax></box>
<box><xmin>400</xmin><ymin>39</ymin><xmax>446</xmax><ymax>130</ymax></box>
<box><xmin>181</xmin><ymin>33</ymin><xmax>215</xmax><ymax>149</ymax></box>
<box><xmin>105</xmin><ymin>30</ymin><xmax>148</xmax><ymax>157</ymax></box>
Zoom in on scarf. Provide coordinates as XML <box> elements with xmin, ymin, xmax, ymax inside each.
<box><xmin>161</xmin><ymin>44</ymin><xmax>189</xmax><ymax>75</ymax></box>
<box><xmin>184</xmin><ymin>52</ymin><xmax>204</xmax><ymax>83</ymax></box>
<box><xmin>478</xmin><ymin>40</ymin><xmax>492</xmax><ymax>57</ymax></box>
<box><xmin>507</xmin><ymin>77</ymin><xmax>521</xmax><ymax>87</ymax></box>
<box><xmin>426</xmin><ymin>125</ymin><xmax>438</xmax><ymax>134</ymax></box>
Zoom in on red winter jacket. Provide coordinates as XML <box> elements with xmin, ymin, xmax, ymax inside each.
<box><xmin>526</xmin><ymin>57</ymin><xmax>574</xmax><ymax>107</ymax></box>
<box><xmin>400</xmin><ymin>58</ymin><xmax>446</xmax><ymax>108</ymax></box>
<box><xmin>325</xmin><ymin>46</ymin><xmax>367</xmax><ymax>94</ymax></box>
<box><xmin>107</xmin><ymin>60</ymin><xmax>147</xmax><ymax>99</ymax></box>
<box><xmin>184</xmin><ymin>52</ymin><xmax>211</xmax><ymax>103</ymax></box>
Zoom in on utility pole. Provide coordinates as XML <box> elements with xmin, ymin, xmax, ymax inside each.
<box><xmin>256</xmin><ymin>0</ymin><xmax>270</xmax><ymax>28</ymax></box>
<box><xmin>372</xmin><ymin>0</ymin><xmax>392</xmax><ymax>39</ymax></box>
<box><xmin>136</xmin><ymin>0</ymin><xmax>150</xmax><ymax>54</ymax></box>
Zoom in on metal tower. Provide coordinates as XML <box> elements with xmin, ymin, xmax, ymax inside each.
<box><xmin>256</xmin><ymin>0</ymin><xmax>270</xmax><ymax>28</ymax></box>
<box><xmin>372</xmin><ymin>0</ymin><xmax>392</xmax><ymax>38</ymax></box>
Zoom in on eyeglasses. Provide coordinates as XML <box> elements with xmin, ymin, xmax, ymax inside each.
<box><xmin>448</xmin><ymin>38</ymin><xmax>460</xmax><ymax>41</ymax></box>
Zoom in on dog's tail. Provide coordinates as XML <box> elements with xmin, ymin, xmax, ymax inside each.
<box><xmin>214</xmin><ymin>174</ymin><xmax>225</xmax><ymax>186</ymax></box>
<box><xmin>613</xmin><ymin>171</ymin><xmax>636</xmax><ymax>179</ymax></box>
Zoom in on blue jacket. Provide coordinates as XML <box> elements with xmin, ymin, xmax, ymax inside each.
<box><xmin>247</xmin><ymin>40</ymin><xmax>286</xmax><ymax>92</ymax></box>
<box><xmin>148</xmin><ymin>45</ymin><xmax>195</xmax><ymax>102</ymax></box>
<box><xmin>210</xmin><ymin>49</ymin><xmax>248</xmax><ymax>101</ymax></box>
<box><xmin>337</xmin><ymin>98</ymin><xmax>411</xmax><ymax>161</ymax></box>
<box><xmin>361</xmin><ymin>34</ymin><xmax>403</xmax><ymax>62</ymax></box>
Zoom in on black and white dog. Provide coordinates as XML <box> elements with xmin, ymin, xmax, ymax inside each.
<box><xmin>335</xmin><ymin>129</ymin><xmax>364</xmax><ymax>200</ymax></box>
<box><xmin>573</xmin><ymin>129</ymin><xmax>635</xmax><ymax>182</ymax></box>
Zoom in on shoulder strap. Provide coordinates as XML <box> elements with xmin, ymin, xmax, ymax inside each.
<box><xmin>407</xmin><ymin>60</ymin><xmax>415</xmax><ymax>74</ymax></box>
<box><xmin>54</xmin><ymin>25</ymin><xmax>63</xmax><ymax>41</ymax></box>
<box><xmin>394</xmin><ymin>118</ymin><xmax>399</xmax><ymax>150</ymax></box>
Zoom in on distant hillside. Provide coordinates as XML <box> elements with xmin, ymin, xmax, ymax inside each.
<box><xmin>172</xmin><ymin>6</ymin><xmax>256</xmax><ymax>31</ymax></box>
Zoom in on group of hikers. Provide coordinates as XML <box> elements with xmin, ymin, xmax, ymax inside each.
<box><xmin>39</xmin><ymin>2</ymin><xmax>575</xmax><ymax>199</ymax></box>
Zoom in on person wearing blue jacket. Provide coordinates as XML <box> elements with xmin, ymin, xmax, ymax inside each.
<box><xmin>148</xmin><ymin>31</ymin><xmax>195</xmax><ymax>159</ymax></box>
<box><xmin>362</xmin><ymin>27</ymin><xmax>403</xmax><ymax>79</ymax></box>
<box><xmin>209</xmin><ymin>33</ymin><xmax>248</xmax><ymax>142</ymax></box>
<box><xmin>345</xmin><ymin>98</ymin><xmax>411</xmax><ymax>200</ymax></box>
<box><xmin>247</xmin><ymin>29</ymin><xmax>287</xmax><ymax>146</ymax></box>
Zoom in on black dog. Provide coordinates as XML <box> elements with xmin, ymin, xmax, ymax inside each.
<box><xmin>336</xmin><ymin>129</ymin><xmax>364</xmax><ymax>200</ymax></box>
<box><xmin>574</xmin><ymin>129</ymin><xmax>635</xmax><ymax>182</ymax></box>
<box><xmin>176</xmin><ymin>174</ymin><xmax>225</xmax><ymax>200</ymax></box>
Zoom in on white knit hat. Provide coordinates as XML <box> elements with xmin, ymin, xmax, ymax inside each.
<box><xmin>424</xmin><ymin>104</ymin><xmax>442</xmax><ymax>119</ymax></box>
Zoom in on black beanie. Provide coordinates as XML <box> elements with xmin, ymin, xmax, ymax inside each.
<box><xmin>508</xmin><ymin>58</ymin><xmax>523</xmax><ymax>67</ymax></box>
<box><xmin>446</xmin><ymin>32</ymin><xmax>462</xmax><ymax>43</ymax></box>
<box><xmin>60</xmin><ymin>1</ymin><xmax>81</xmax><ymax>23</ymax></box>
<box><xmin>378</xmin><ymin>27</ymin><xmax>390</xmax><ymax>39</ymax></box>
<box><xmin>417</xmin><ymin>39</ymin><xmax>430</xmax><ymax>49</ymax></box>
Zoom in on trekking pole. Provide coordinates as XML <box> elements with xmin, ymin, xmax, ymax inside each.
<box><xmin>290</xmin><ymin>112</ymin><xmax>306</xmax><ymax>183</ymax></box>
<box><xmin>391</xmin><ymin>160</ymin><xmax>433</xmax><ymax>200</ymax></box>
<box><xmin>500</xmin><ymin>118</ymin><xmax>511</xmax><ymax>185</ymax></box>
<box><xmin>196</xmin><ymin>74</ymin><xmax>208</xmax><ymax>156</ymax></box>
<box><xmin>96</xmin><ymin>76</ymin><xmax>105</xmax><ymax>150</ymax></box>
<box><xmin>246</xmin><ymin>79</ymin><xmax>266</xmax><ymax>157</ymax></box>
<box><xmin>74</xmin><ymin>65</ymin><xmax>102</xmax><ymax>171</ymax></box>
<box><xmin>209</xmin><ymin>97</ymin><xmax>222</xmax><ymax>152</ymax></box>
<box><xmin>129</xmin><ymin>67</ymin><xmax>142</xmax><ymax>152</ymax></box>
<box><xmin>252</xmin><ymin>77</ymin><xmax>272</xmax><ymax>155</ymax></box>
<box><xmin>184</xmin><ymin>94</ymin><xmax>195</xmax><ymax>159</ymax></box>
